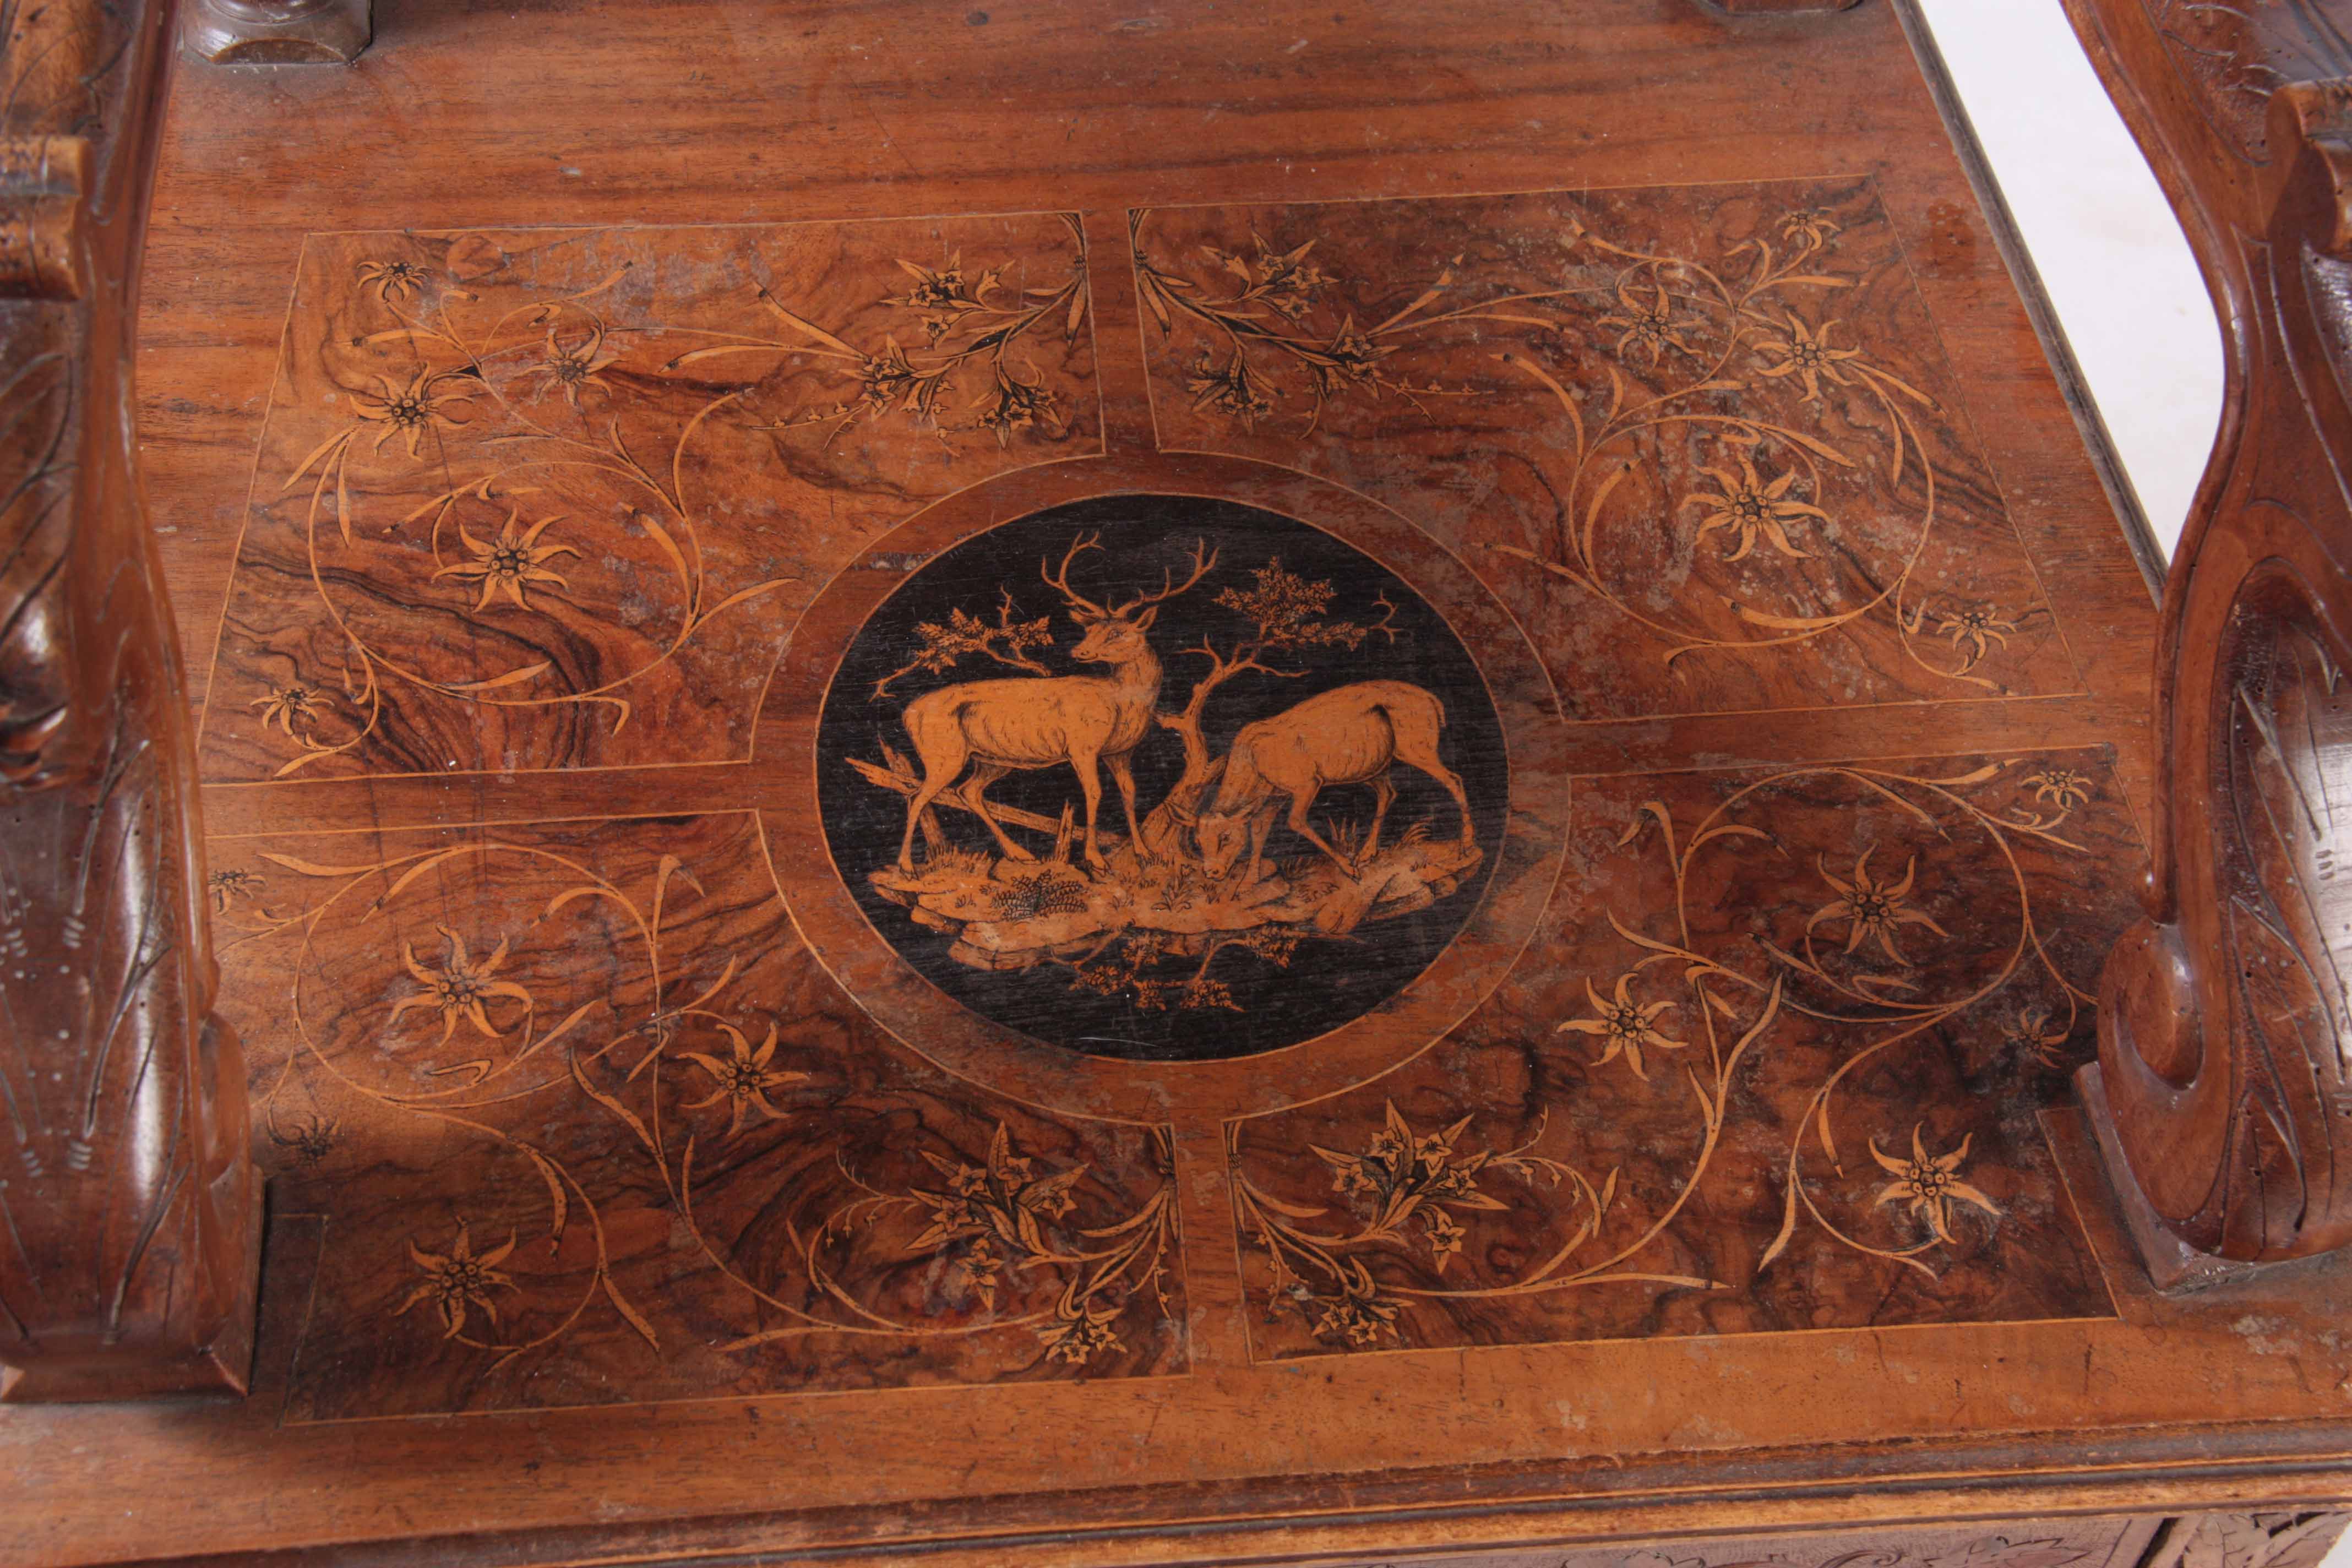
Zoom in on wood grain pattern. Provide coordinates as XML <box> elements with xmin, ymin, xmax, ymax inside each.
<box><xmin>198</xmin><ymin>214</ymin><xmax>1098</xmax><ymax>781</ymax></box>
<box><xmin>2069</xmin><ymin>2</ymin><xmax>2352</xmax><ymax>1271</ymax></box>
<box><xmin>1231</xmin><ymin>749</ymin><xmax>2141</xmax><ymax>1358</ymax></box>
<box><xmin>0</xmin><ymin>0</ymin><xmax>260</xmax><ymax>1403</ymax></box>
<box><xmin>13</xmin><ymin>0</ymin><xmax>2349</xmax><ymax>1561</ymax></box>
<box><xmin>1298</xmin><ymin>1519</ymin><xmax>2156</xmax><ymax>1568</ymax></box>
<box><xmin>1131</xmin><ymin>183</ymin><xmax>2077</xmax><ymax>719</ymax></box>
<box><xmin>215</xmin><ymin>810</ymin><xmax>1182</xmax><ymax>1415</ymax></box>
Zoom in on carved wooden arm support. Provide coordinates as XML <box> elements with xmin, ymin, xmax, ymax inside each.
<box><xmin>0</xmin><ymin>0</ymin><xmax>260</xmax><ymax>1400</ymax></box>
<box><xmin>2069</xmin><ymin>0</ymin><xmax>2352</xmax><ymax>1283</ymax></box>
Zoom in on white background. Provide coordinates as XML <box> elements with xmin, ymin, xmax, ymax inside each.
<box><xmin>1919</xmin><ymin>0</ymin><xmax>2222</xmax><ymax>561</ymax></box>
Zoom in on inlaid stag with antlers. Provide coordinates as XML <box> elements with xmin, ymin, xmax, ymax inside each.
<box><xmin>895</xmin><ymin>533</ymin><xmax>1217</xmax><ymax>873</ymax></box>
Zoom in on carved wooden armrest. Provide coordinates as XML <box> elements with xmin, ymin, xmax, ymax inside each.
<box><xmin>2069</xmin><ymin>0</ymin><xmax>2352</xmax><ymax>1284</ymax></box>
<box><xmin>0</xmin><ymin>0</ymin><xmax>260</xmax><ymax>1400</ymax></box>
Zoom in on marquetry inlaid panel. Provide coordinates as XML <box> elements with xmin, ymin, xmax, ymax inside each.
<box><xmin>1131</xmin><ymin>180</ymin><xmax>2080</xmax><ymax>718</ymax></box>
<box><xmin>1229</xmin><ymin>749</ymin><xmax>2139</xmax><ymax>1359</ymax></box>
<box><xmin>213</xmin><ymin>812</ymin><xmax>1184</xmax><ymax>1417</ymax></box>
<box><xmin>197</xmin><ymin>192</ymin><xmax>2149</xmax><ymax>1419</ymax></box>
<box><xmin>197</xmin><ymin>212</ymin><xmax>1100</xmax><ymax>781</ymax></box>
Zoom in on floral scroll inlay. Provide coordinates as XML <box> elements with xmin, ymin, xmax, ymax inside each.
<box><xmin>199</xmin><ymin>213</ymin><xmax>1099</xmax><ymax>781</ymax></box>
<box><xmin>1228</xmin><ymin>750</ymin><xmax>2146</xmax><ymax>1359</ymax></box>
<box><xmin>1134</xmin><ymin>182</ymin><xmax>2080</xmax><ymax>720</ymax></box>
<box><xmin>211</xmin><ymin>813</ymin><xmax>1184</xmax><ymax>1419</ymax></box>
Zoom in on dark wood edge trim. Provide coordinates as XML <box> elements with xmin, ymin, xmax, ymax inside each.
<box><xmin>106</xmin><ymin>1423</ymin><xmax>2352</xmax><ymax>1568</ymax></box>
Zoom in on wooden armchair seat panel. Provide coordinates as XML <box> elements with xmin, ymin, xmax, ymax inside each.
<box><xmin>6</xmin><ymin>1</ymin><xmax>2350</xmax><ymax>1564</ymax></box>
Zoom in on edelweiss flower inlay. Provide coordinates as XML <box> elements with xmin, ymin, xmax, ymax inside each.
<box><xmin>395</xmin><ymin>1222</ymin><xmax>520</xmax><ymax>1339</ymax></box>
<box><xmin>1686</xmin><ymin>457</ymin><xmax>1830</xmax><ymax>562</ymax></box>
<box><xmin>351</xmin><ymin>369</ymin><xmax>476</xmax><ymax>459</ymax></box>
<box><xmin>206</xmin><ymin>867</ymin><xmax>265</xmax><ymax>913</ymax></box>
<box><xmin>388</xmin><ymin>925</ymin><xmax>533</xmax><ymax>1046</ymax></box>
<box><xmin>1936</xmin><ymin>604</ymin><xmax>2019</xmax><ymax>668</ymax></box>
<box><xmin>355</xmin><ymin>257</ymin><xmax>430</xmax><ymax>303</ymax></box>
<box><xmin>1805</xmin><ymin>848</ymin><xmax>1951</xmax><ymax>967</ymax></box>
<box><xmin>249</xmin><ymin>682</ymin><xmax>322</xmax><ymax>736</ymax></box>
<box><xmin>1870</xmin><ymin>1124</ymin><xmax>2001</xmax><ymax>1245</ymax></box>
<box><xmin>1558</xmin><ymin>972</ymin><xmax>1686</xmax><ymax>1080</ymax></box>
<box><xmin>1597</xmin><ymin>270</ymin><xmax>1696</xmax><ymax>366</ymax></box>
<box><xmin>1755</xmin><ymin>314</ymin><xmax>1863</xmax><ymax>404</ymax></box>
<box><xmin>432</xmin><ymin>508</ymin><xmax>579</xmax><ymax>613</ymax></box>
<box><xmin>680</xmin><ymin>1021</ymin><xmax>808</xmax><ymax>1138</ymax></box>
<box><xmin>2024</xmin><ymin>767</ymin><xmax>2093</xmax><ymax>812</ymax></box>
<box><xmin>526</xmin><ymin>323</ymin><xmax>620</xmax><ymax>408</ymax></box>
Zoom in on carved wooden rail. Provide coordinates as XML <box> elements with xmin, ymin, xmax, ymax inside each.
<box><xmin>2068</xmin><ymin>0</ymin><xmax>2352</xmax><ymax>1284</ymax></box>
<box><xmin>0</xmin><ymin>0</ymin><xmax>259</xmax><ymax>1400</ymax></box>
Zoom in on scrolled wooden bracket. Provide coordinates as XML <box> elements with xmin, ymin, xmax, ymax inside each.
<box><xmin>2073</xmin><ymin>20</ymin><xmax>2352</xmax><ymax>1284</ymax></box>
<box><xmin>0</xmin><ymin>0</ymin><xmax>262</xmax><ymax>1401</ymax></box>
<box><xmin>184</xmin><ymin>0</ymin><xmax>369</xmax><ymax>66</ymax></box>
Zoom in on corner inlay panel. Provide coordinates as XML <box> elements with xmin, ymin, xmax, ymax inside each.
<box><xmin>211</xmin><ymin>812</ymin><xmax>1184</xmax><ymax>1418</ymax></box>
<box><xmin>197</xmin><ymin>213</ymin><xmax>1102</xmax><ymax>782</ymax></box>
<box><xmin>1228</xmin><ymin>749</ymin><xmax>2145</xmax><ymax>1359</ymax></box>
<box><xmin>1131</xmin><ymin>181</ymin><xmax>2082</xmax><ymax>720</ymax></box>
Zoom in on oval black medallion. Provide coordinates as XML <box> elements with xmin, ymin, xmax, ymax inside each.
<box><xmin>816</xmin><ymin>494</ymin><xmax>1508</xmax><ymax>1062</ymax></box>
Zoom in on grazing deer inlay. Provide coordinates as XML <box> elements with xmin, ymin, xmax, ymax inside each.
<box><xmin>833</xmin><ymin>497</ymin><xmax>1504</xmax><ymax>1060</ymax></box>
<box><xmin>1182</xmin><ymin>680</ymin><xmax>1473</xmax><ymax>886</ymax></box>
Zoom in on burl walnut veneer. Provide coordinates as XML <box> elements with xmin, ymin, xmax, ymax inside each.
<box><xmin>5</xmin><ymin>1</ymin><xmax>2352</xmax><ymax>1565</ymax></box>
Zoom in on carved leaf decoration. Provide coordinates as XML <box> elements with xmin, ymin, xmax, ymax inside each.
<box><xmin>1760</xmin><ymin>422</ymin><xmax>1856</xmax><ymax>467</ymax></box>
<box><xmin>635</xmin><ymin>508</ymin><xmax>692</xmax><ymax>598</ymax></box>
<box><xmin>1615</xmin><ymin>801</ymin><xmax>1674</xmax><ymax>851</ymax></box>
<box><xmin>283</xmin><ymin>425</ymin><xmax>355</xmax><ymax>493</ymax></box>
<box><xmin>1852</xmin><ymin>972</ymin><xmax>1923</xmax><ymax>998</ymax></box>
<box><xmin>532</xmin><ymin>1000</ymin><xmax>602</xmax><ymax>1061</ymax></box>
<box><xmin>1248</xmin><ymin>1183</ymin><xmax>1332</xmax><ymax>1222</ymax></box>
<box><xmin>1733</xmin><ymin>605</ymin><xmax>1852</xmax><ymax>633</ymax></box>
<box><xmin>1928</xmin><ymin>1539</ymin><xmax>2088</xmax><ymax>1568</ymax></box>
<box><xmin>1582</xmin><ymin>461</ymin><xmax>1631</xmax><ymax>564</ymax></box>
<box><xmin>1499</xmin><ymin>349</ymin><xmax>1587</xmax><ymax>465</ymax></box>
<box><xmin>1916</xmin><ymin>761</ymin><xmax>2007</xmax><ymax>788</ymax></box>
<box><xmin>570</xmin><ymin>1051</ymin><xmax>660</xmax><ymax>1159</ymax></box>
